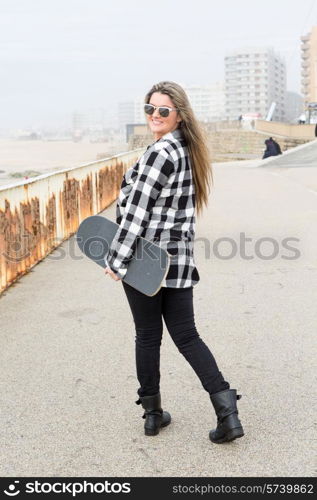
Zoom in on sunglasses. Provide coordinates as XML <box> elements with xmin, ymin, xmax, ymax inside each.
<box><xmin>144</xmin><ymin>103</ymin><xmax>178</xmax><ymax>118</ymax></box>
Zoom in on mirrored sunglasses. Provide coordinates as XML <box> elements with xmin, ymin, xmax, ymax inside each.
<box><xmin>144</xmin><ymin>103</ymin><xmax>178</xmax><ymax>118</ymax></box>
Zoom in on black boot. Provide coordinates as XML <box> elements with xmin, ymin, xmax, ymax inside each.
<box><xmin>209</xmin><ymin>389</ymin><xmax>244</xmax><ymax>443</ymax></box>
<box><xmin>135</xmin><ymin>392</ymin><xmax>171</xmax><ymax>436</ymax></box>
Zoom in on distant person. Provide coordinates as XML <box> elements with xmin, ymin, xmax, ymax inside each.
<box><xmin>298</xmin><ymin>113</ymin><xmax>306</xmax><ymax>125</ymax></box>
<box><xmin>262</xmin><ymin>137</ymin><xmax>282</xmax><ymax>159</ymax></box>
<box><xmin>271</xmin><ymin>137</ymin><xmax>282</xmax><ymax>155</ymax></box>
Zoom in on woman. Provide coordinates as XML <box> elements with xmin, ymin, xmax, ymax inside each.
<box><xmin>104</xmin><ymin>81</ymin><xmax>244</xmax><ymax>444</ymax></box>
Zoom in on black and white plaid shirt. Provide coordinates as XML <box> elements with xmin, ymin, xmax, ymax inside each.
<box><xmin>105</xmin><ymin>128</ymin><xmax>200</xmax><ymax>288</ymax></box>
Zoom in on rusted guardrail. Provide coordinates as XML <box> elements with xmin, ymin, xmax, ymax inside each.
<box><xmin>0</xmin><ymin>149</ymin><xmax>144</xmax><ymax>294</ymax></box>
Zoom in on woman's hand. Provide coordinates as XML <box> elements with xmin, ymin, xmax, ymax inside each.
<box><xmin>104</xmin><ymin>267</ymin><xmax>122</xmax><ymax>281</ymax></box>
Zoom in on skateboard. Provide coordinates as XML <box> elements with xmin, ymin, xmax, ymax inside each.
<box><xmin>76</xmin><ymin>215</ymin><xmax>170</xmax><ymax>296</ymax></box>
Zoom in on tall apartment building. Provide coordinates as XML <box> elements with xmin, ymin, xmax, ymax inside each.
<box><xmin>185</xmin><ymin>83</ymin><xmax>225</xmax><ymax>122</ymax></box>
<box><xmin>118</xmin><ymin>98</ymin><xmax>146</xmax><ymax>132</ymax></box>
<box><xmin>301</xmin><ymin>26</ymin><xmax>317</xmax><ymax>106</ymax></box>
<box><xmin>285</xmin><ymin>91</ymin><xmax>304</xmax><ymax>122</ymax></box>
<box><xmin>225</xmin><ymin>47</ymin><xmax>286</xmax><ymax>122</ymax></box>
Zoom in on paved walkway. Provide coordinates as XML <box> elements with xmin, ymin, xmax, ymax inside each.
<box><xmin>0</xmin><ymin>147</ymin><xmax>316</xmax><ymax>477</ymax></box>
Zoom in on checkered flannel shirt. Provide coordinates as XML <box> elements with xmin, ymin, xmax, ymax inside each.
<box><xmin>105</xmin><ymin>127</ymin><xmax>200</xmax><ymax>288</ymax></box>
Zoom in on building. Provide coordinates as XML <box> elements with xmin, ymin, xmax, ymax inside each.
<box><xmin>133</xmin><ymin>97</ymin><xmax>147</xmax><ymax>124</ymax></box>
<box><xmin>301</xmin><ymin>26</ymin><xmax>317</xmax><ymax>107</ymax></box>
<box><xmin>225</xmin><ymin>47</ymin><xmax>286</xmax><ymax>122</ymax></box>
<box><xmin>72</xmin><ymin>112</ymin><xmax>87</xmax><ymax>133</ymax></box>
<box><xmin>185</xmin><ymin>83</ymin><xmax>225</xmax><ymax>122</ymax></box>
<box><xmin>118</xmin><ymin>101</ymin><xmax>135</xmax><ymax>132</ymax></box>
<box><xmin>285</xmin><ymin>91</ymin><xmax>304</xmax><ymax>123</ymax></box>
<box><xmin>118</xmin><ymin>99</ymin><xmax>146</xmax><ymax>133</ymax></box>
<box><xmin>118</xmin><ymin>83</ymin><xmax>226</xmax><ymax>133</ymax></box>
<box><xmin>72</xmin><ymin>109</ymin><xmax>108</xmax><ymax>141</ymax></box>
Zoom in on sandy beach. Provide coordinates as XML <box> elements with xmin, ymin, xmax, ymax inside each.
<box><xmin>0</xmin><ymin>138</ymin><xmax>128</xmax><ymax>188</ymax></box>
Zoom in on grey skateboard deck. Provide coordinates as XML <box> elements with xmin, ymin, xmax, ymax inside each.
<box><xmin>76</xmin><ymin>215</ymin><xmax>170</xmax><ymax>296</ymax></box>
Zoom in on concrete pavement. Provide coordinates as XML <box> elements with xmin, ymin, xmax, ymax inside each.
<box><xmin>0</xmin><ymin>150</ymin><xmax>316</xmax><ymax>477</ymax></box>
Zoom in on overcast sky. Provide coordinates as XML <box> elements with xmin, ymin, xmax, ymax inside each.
<box><xmin>1</xmin><ymin>0</ymin><xmax>317</xmax><ymax>130</ymax></box>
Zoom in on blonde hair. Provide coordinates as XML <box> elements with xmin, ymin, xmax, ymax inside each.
<box><xmin>145</xmin><ymin>81</ymin><xmax>213</xmax><ymax>216</ymax></box>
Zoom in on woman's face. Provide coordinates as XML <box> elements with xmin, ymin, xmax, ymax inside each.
<box><xmin>146</xmin><ymin>91</ymin><xmax>182</xmax><ymax>140</ymax></box>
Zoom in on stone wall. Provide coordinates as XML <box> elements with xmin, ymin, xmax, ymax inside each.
<box><xmin>128</xmin><ymin>125</ymin><xmax>310</xmax><ymax>162</ymax></box>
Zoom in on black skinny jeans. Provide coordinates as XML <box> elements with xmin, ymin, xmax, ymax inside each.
<box><xmin>122</xmin><ymin>281</ymin><xmax>230</xmax><ymax>398</ymax></box>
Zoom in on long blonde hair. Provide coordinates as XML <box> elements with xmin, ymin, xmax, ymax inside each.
<box><xmin>145</xmin><ymin>81</ymin><xmax>213</xmax><ymax>216</ymax></box>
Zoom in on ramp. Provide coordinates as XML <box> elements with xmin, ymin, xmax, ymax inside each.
<box><xmin>260</xmin><ymin>139</ymin><xmax>317</xmax><ymax>168</ymax></box>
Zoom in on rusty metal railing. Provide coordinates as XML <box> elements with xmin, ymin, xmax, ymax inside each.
<box><xmin>0</xmin><ymin>149</ymin><xmax>144</xmax><ymax>294</ymax></box>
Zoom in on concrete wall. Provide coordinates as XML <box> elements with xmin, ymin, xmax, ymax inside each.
<box><xmin>255</xmin><ymin>120</ymin><xmax>315</xmax><ymax>139</ymax></box>
<box><xmin>128</xmin><ymin>120</ymin><xmax>315</xmax><ymax>159</ymax></box>
<box><xmin>207</xmin><ymin>130</ymin><xmax>310</xmax><ymax>159</ymax></box>
<box><xmin>128</xmin><ymin>120</ymin><xmax>316</xmax><ymax>140</ymax></box>
<box><xmin>0</xmin><ymin>149</ymin><xmax>144</xmax><ymax>294</ymax></box>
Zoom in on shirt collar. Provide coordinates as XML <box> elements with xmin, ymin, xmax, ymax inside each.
<box><xmin>160</xmin><ymin>128</ymin><xmax>183</xmax><ymax>142</ymax></box>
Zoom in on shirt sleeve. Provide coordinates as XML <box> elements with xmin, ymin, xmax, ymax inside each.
<box><xmin>105</xmin><ymin>147</ymin><xmax>175</xmax><ymax>279</ymax></box>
